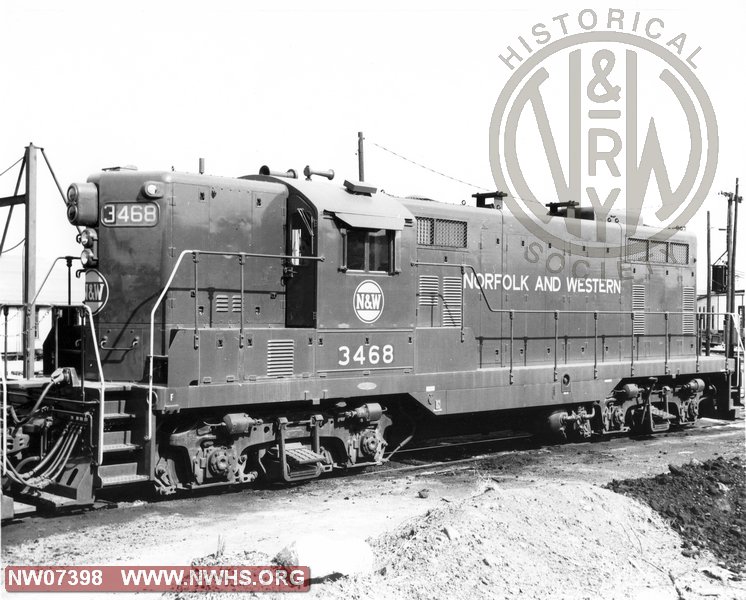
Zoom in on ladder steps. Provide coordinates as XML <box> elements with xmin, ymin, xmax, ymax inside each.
<box><xmin>102</xmin><ymin>443</ymin><xmax>141</xmax><ymax>453</ymax></box>
<box><xmin>103</xmin><ymin>412</ymin><xmax>135</xmax><ymax>421</ymax></box>
<box><xmin>98</xmin><ymin>461</ymin><xmax>139</xmax><ymax>478</ymax></box>
<box><xmin>99</xmin><ymin>474</ymin><xmax>150</xmax><ymax>487</ymax></box>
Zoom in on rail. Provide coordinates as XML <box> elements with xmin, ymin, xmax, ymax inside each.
<box><xmin>412</xmin><ymin>261</ymin><xmax>740</xmax><ymax>384</ymax></box>
<box><xmin>30</xmin><ymin>255</ymin><xmax>79</xmax><ymax>307</ymax></box>
<box><xmin>146</xmin><ymin>249</ymin><xmax>325</xmax><ymax>442</ymax></box>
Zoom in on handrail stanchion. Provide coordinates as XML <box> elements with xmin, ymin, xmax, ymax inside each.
<box><xmin>553</xmin><ymin>311</ymin><xmax>559</xmax><ymax>382</ymax></box>
<box><xmin>239</xmin><ymin>254</ymin><xmax>245</xmax><ymax>348</ymax></box>
<box><xmin>593</xmin><ymin>311</ymin><xmax>598</xmax><ymax>379</ymax></box>
<box><xmin>509</xmin><ymin>310</ymin><xmax>514</xmax><ymax>384</ymax></box>
<box><xmin>193</xmin><ymin>252</ymin><xmax>200</xmax><ymax>350</ymax></box>
<box><xmin>630</xmin><ymin>312</ymin><xmax>635</xmax><ymax>376</ymax></box>
<box><xmin>460</xmin><ymin>265</ymin><xmax>465</xmax><ymax>343</ymax></box>
<box><xmin>1</xmin><ymin>304</ymin><xmax>7</xmax><ymax>475</ymax></box>
<box><xmin>664</xmin><ymin>312</ymin><xmax>669</xmax><ymax>375</ymax></box>
<box><xmin>54</xmin><ymin>307</ymin><xmax>59</xmax><ymax>371</ymax></box>
<box><xmin>80</xmin><ymin>304</ymin><xmax>106</xmax><ymax>465</ymax></box>
<box><xmin>3</xmin><ymin>305</ymin><xmax>8</xmax><ymax>380</ymax></box>
<box><xmin>727</xmin><ymin>312</ymin><xmax>744</xmax><ymax>385</ymax></box>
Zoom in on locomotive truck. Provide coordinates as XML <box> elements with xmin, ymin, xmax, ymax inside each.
<box><xmin>2</xmin><ymin>164</ymin><xmax>739</xmax><ymax>508</ymax></box>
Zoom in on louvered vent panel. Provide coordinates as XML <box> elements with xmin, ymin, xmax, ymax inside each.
<box><xmin>418</xmin><ymin>275</ymin><xmax>439</xmax><ymax>306</ymax></box>
<box><xmin>267</xmin><ymin>340</ymin><xmax>294</xmax><ymax>377</ymax></box>
<box><xmin>232</xmin><ymin>295</ymin><xmax>242</xmax><ymax>313</ymax></box>
<box><xmin>215</xmin><ymin>294</ymin><xmax>229</xmax><ymax>313</ymax></box>
<box><xmin>682</xmin><ymin>287</ymin><xmax>695</xmax><ymax>334</ymax></box>
<box><xmin>632</xmin><ymin>284</ymin><xmax>646</xmax><ymax>335</ymax></box>
<box><xmin>442</xmin><ymin>277</ymin><xmax>462</xmax><ymax>327</ymax></box>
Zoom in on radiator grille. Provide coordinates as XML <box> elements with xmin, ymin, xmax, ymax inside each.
<box><xmin>669</xmin><ymin>242</ymin><xmax>689</xmax><ymax>265</ymax></box>
<box><xmin>682</xmin><ymin>287</ymin><xmax>695</xmax><ymax>334</ymax></box>
<box><xmin>435</xmin><ymin>219</ymin><xmax>467</xmax><ymax>248</ymax></box>
<box><xmin>416</xmin><ymin>217</ymin><xmax>467</xmax><ymax>248</ymax></box>
<box><xmin>417</xmin><ymin>217</ymin><xmax>434</xmax><ymax>245</ymax></box>
<box><xmin>442</xmin><ymin>277</ymin><xmax>462</xmax><ymax>327</ymax></box>
<box><xmin>632</xmin><ymin>285</ymin><xmax>646</xmax><ymax>335</ymax></box>
<box><xmin>649</xmin><ymin>241</ymin><xmax>667</xmax><ymax>263</ymax></box>
<box><xmin>418</xmin><ymin>275</ymin><xmax>439</xmax><ymax>306</ymax></box>
<box><xmin>627</xmin><ymin>237</ymin><xmax>689</xmax><ymax>265</ymax></box>
<box><xmin>627</xmin><ymin>238</ymin><xmax>648</xmax><ymax>261</ymax></box>
<box><xmin>232</xmin><ymin>295</ymin><xmax>242</xmax><ymax>313</ymax></box>
<box><xmin>267</xmin><ymin>339</ymin><xmax>294</xmax><ymax>377</ymax></box>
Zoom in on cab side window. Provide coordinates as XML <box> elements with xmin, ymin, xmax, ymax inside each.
<box><xmin>347</xmin><ymin>229</ymin><xmax>367</xmax><ymax>270</ymax></box>
<box><xmin>343</xmin><ymin>227</ymin><xmax>393</xmax><ymax>273</ymax></box>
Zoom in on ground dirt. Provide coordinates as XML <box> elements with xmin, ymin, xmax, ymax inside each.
<box><xmin>2</xmin><ymin>415</ymin><xmax>745</xmax><ymax>600</ymax></box>
<box><xmin>608</xmin><ymin>455</ymin><xmax>746</xmax><ymax>572</ymax></box>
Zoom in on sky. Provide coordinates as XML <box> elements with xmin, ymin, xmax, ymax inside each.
<box><xmin>0</xmin><ymin>0</ymin><xmax>744</xmax><ymax>305</ymax></box>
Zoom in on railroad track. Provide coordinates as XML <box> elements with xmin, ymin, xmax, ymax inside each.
<box><xmin>4</xmin><ymin>417</ymin><xmax>742</xmax><ymax>523</ymax></box>
<box><xmin>371</xmin><ymin>416</ymin><xmax>743</xmax><ymax>477</ymax></box>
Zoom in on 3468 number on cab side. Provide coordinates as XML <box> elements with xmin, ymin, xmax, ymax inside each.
<box><xmin>338</xmin><ymin>344</ymin><xmax>394</xmax><ymax>367</ymax></box>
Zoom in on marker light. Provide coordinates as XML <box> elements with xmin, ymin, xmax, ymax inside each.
<box><xmin>80</xmin><ymin>228</ymin><xmax>98</xmax><ymax>248</ymax></box>
<box><xmin>80</xmin><ymin>249</ymin><xmax>98</xmax><ymax>268</ymax></box>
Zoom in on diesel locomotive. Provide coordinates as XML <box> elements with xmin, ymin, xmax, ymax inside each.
<box><xmin>2</xmin><ymin>164</ymin><xmax>739</xmax><ymax>508</ymax></box>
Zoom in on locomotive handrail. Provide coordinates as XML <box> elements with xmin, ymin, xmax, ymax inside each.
<box><xmin>411</xmin><ymin>260</ymin><xmax>738</xmax><ymax>383</ymax></box>
<box><xmin>147</xmin><ymin>248</ymin><xmax>325</xmax><ymax>441</ymax></box>
<box><xmin>30</xmin><ymin>255</ymin><xmax>80</xmax><ymax>307</ymax></box>
<box><xmin>411</xmin><ymin>261</ymin><xmax>714</xmax><ymax>315</ymax></box>
<box><xmin>0</xmin><ymin>302</ymin><xmax>105</xmax><ymax>469</ymax></box>
<box><xmin>0</xmin><ymin>255</ymin><xmax>79</xmax><ymax>380</ymax></box>
<box><xmin>1</xmin><ymin>336</ymin><xmax>6</xmax><ymax>474</ymax></box>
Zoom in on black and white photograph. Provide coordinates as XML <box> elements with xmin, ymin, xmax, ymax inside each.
<box><xmin>1</xmin><ymin>1</ymin><xmax>744</xmax><ymax>598</ymax></box>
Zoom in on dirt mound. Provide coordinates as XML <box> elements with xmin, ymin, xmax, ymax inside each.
<box><xmin>324</xmin><ymin>480</ymin><xmax>730</xmax><ymax>600</ymax></box>
<box><xmin>607</xmin><ymin>456</ymin><xmax>746</xmax><ymax>572</ymax></box>
<box><xmin>164</xmin><ymin>478</ymin><xmax>746</xmax><ymax>600</ymax></box>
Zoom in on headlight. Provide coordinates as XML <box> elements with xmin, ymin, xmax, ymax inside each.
<box><xmin>80</xmin><ymin>228</ymin><xmax>98</xmax><ymax>248</ymax></box>
<box><xmin>80</xmin><ymin>249</ymin><xmax>98</xmax><ymax>268</ymax></box>
<box><xmin>67</xmin><ymin>182</ymin><xmax>99</xmax><ymax>226</ymax></box>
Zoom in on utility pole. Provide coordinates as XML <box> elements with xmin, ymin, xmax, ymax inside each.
<box><xmin>357</xmin><ymin>131</ymin><xmax>365</xmax><ymax>182</ymax></box>
<box><xmin>23</xmin><ymin>143</ymin><xmax>37</xmax><ymax>378</ymax></box>
<box><xmin>720</xmin><ymin>179</ymin><xmax>742</xmax><ymax>359</ymax></box>
<box><xmin>706</xmin><ymin>210</ymin><xmax>711</xmax><ymax>356</ymax></box>
<box><xmin>729</xmin><ymin>178</ymin><xmax>741</xmax><ymax>358</ymax></box>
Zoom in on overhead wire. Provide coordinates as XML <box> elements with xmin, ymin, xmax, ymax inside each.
<box><xmin>369</xmin><ymin>140</ymin><xmax>491</xmax><ymax>192</ymax></box>
<box><xmin>0</xmin><ymin>157</ymin><xmax>23</xmax><ymax>179</ymax></box>
<box><xmin>0</xmin><ymin>155</ymin><xmax>27</xmax><ymax>253</ymax></box>
<box><xmin>0</xmin><ymin>238</ymin><xmax>25</xmax><ymax>255</ymax></box>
